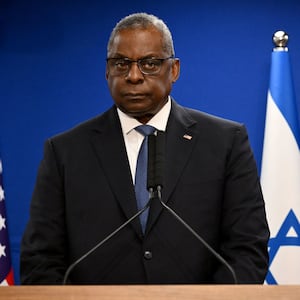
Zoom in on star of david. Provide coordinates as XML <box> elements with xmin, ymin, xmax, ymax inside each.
<box><xmin>266</xmin><ymin>209</ymin><xmax>300</xmax><ymax>284</ymax></box>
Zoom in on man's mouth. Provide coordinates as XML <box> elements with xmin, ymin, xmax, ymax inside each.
<box><xmin>124</xmin><ymin>93</ymin><xmax>147</xmax><ymax>101</ymax></box>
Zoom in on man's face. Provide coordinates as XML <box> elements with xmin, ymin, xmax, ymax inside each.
<box><xmin>106</xmin><ymin>26</ymin><xmax>180</xmax><ymax>124</ymax></box>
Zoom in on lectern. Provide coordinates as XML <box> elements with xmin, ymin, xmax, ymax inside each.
<box><xmin>0</xmin><ymin>285</ymin><xmax>300</xmax><ymax>300</ymax></box>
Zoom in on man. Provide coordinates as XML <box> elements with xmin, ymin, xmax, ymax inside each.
<box><xmin>20</xmin><ymin>12</ymin><xmax>269</xmax><ymax>284</ymax></box>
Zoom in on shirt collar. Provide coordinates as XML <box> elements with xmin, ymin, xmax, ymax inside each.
<box><xmin>117</xmin><ymin>96</ymin><xmax>171</xmax><ymax>135</ymax></box>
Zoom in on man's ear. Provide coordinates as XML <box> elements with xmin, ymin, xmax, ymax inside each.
<box><xmin>172</xmin><ymin>58</ymin><xmax>180</xmax><ymax>82</ymax></box>
<box><xmin>105</xmin><ymin>65</ymin><xmax>109</xmax><ymax>80</ymax></box>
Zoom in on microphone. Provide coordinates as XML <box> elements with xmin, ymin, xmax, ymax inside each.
<box><xmin>147</xmin><ymin>133</ymin><xmax>157</xmax><ymax>190</ymax></box>
<box><xmin>62</xmin><ymin>199</ymin><xmax>151</xmax><ymax>285</ymax></box>
<box><xmin>147</xmin><ymin>130</ymin><xmax>165</xmax><ymax>191</ymax></box>
<box><xmin>153</xmin><ymin>130</ymin><xmax>165</xmax><ymax>188</ymax></box>
<box><xmin>147</xmin><ymin>132</ymin><xmax>238</xmax><ymax>284</ymax></box>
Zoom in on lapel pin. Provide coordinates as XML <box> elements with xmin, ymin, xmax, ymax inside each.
<box><xmin>183</xmin><ymin>134</ymin><xmax>192</xmax><ymax>140</ymax></box>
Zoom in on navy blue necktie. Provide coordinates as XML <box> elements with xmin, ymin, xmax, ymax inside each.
<box><xmin>135</xmin><ymin>125</ymin><xmax>156</xmax><ymax>232</ymax></box>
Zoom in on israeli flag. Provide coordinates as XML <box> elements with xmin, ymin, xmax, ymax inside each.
<box><xmin>261</xmin><ymin>43</ymin><xmax>300</xmax><ymax>284</ymax></box>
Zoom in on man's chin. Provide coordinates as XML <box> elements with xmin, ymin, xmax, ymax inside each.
<box><xmin>119</xmin><ymin>106</ymin><xmax>149</xmax><ymax>117</ymax></box>
<box><xmin>130</xmin><ymin>112</ymin><xmax>154</xmax><ymax>122</ymax></box>
<box><xmin>119</xmin><ymin>108</ymin><xmax>153</xmax><ymax>123</ymax></box>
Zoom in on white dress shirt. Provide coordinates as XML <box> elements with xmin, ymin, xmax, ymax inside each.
<box><xmin>117</xmin><ymin>97</ymin><xmax>171</xmax><ymax>183</ymax></box>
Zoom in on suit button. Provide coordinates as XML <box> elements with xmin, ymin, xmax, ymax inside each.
<box><xmin>144</xmin><ymin>251</ymin><xmax>152</xmax><ymax>260</ymax></box>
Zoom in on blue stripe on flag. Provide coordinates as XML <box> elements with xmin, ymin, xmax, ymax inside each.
<box><xmin>269</xmin><ymin>51</ymin><xmax>300</xmax><ymax>148</ymax></box>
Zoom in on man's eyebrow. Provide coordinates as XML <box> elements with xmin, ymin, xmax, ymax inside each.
<box><xmin>109</xmin><ymin>53</ymin><xmax>160</xmax><ymax>59</ymax></box>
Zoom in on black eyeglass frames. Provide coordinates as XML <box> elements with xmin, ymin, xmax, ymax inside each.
<box><xmin>106</xmin><ymin>56</ymin><xmax>175</xmax><ymax>75</ymax></box>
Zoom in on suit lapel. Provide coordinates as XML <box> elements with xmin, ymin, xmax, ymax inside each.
<box><xmin>89</xmin><ymin>107</ymin><xmax>143</xmax><ymax>237</ymax></box>
<box><xmin>146</xmin><ymin>101</ymin><xmax>197</xmax><ymax>235</ymax></box>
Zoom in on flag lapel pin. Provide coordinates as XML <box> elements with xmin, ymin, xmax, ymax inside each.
<box><xmin>183</xmin><ymin>134</ymin><xmax>192</xmax><ymax>140</ymax></box>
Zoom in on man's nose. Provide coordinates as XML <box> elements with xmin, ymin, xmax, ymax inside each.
<box><xmin>126</xmin><ymin>62</ymin><xmax>144</xmax><ymax>82</ymax></box>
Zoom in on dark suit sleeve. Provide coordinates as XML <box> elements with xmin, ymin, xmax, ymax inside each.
<box><xmin>20</xmin><ymin>139</ymin><xmax>67</xmax><ymax>284</ymax></box>
<box><xmin>213</xmin><ymin>124</ymin><xmax>269</xmax><ymax>283</ymax></box>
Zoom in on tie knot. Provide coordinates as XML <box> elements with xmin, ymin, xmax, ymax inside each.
<box><xmin>135</xmin><ymin>125</ymin><xmax>156</xmax><ymax>136</ymax></box>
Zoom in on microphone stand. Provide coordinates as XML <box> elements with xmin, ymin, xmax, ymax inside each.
<box><xmin>64</xmin><ymin>130</ymin><xmax>238</xmax><ymax>285</ymax></box>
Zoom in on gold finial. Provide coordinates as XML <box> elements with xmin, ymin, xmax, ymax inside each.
<box><xmin>273</xmin><ymin>30</ymin><xmax>288</xmax><ymax>51</ymax></box>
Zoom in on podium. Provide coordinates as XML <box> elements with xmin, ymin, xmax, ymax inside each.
<box><xmin>0</xmin><ymin>285</ymin><xmax>300</xmax><ymax>300</ymax></box>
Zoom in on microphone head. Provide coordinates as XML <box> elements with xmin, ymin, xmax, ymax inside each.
<box><xmin>147</xmin><ymin>134</ymin><xmax>156</xmax><ymax>190</ymax></box>
<box><xmin>154</xmin><ymin>131</ymin><xmax>165</xmax><ymax>187</ymax></box>
<box><xmin>147</xmin><ymin>131</ymin><xmax>165</xmax><ymax>190</ymax></box>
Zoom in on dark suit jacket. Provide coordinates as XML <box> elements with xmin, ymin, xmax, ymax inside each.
<box><xmin>20</xmin><ymin>99</ymin><xmax>269</xmax><ymax>284</ymax></box>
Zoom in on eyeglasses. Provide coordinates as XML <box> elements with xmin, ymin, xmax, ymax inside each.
<box><xmin>106</xmin><ymin>56</ymin><xmax>174</xmax><ymax>76</ymax></box>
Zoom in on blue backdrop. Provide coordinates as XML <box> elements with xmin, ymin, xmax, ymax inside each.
<box><xmin>1</xmin><ymin>0</ymin><xmax>300</xmax><ymax>284</ymax></box>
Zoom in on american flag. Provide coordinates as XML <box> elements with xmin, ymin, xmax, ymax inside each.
<box><xmin>0</xmin><ymin>159</ymin><xmax>14</xmax><ymax>285</ymax></box>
